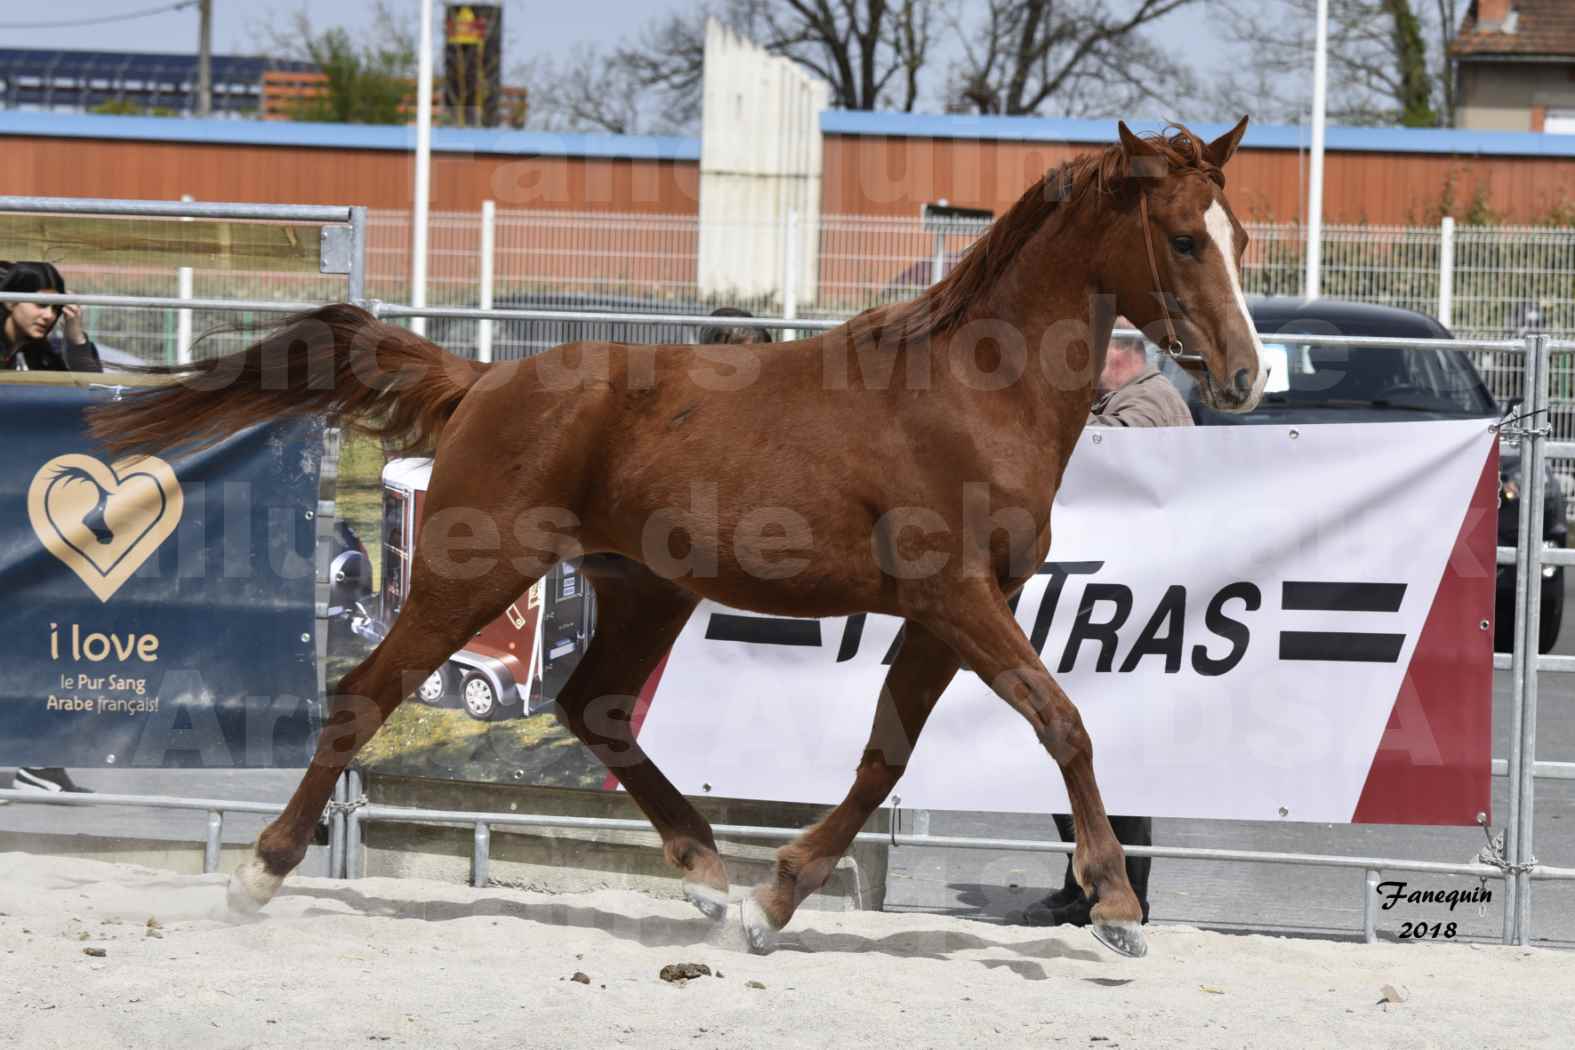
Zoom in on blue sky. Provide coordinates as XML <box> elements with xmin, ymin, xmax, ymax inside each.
<box><xmin>23</xmin><ymin>1</ymin><xmax>1262</xmax><ymax>120</ymax></box>
<box><xmin>6</xmin><ymin>2</ymin><xmax>696</xmax><ymax>69</ymax></box>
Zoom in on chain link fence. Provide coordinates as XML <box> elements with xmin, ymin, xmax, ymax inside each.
<box><xmin>360</xmin><ymin>207</ymin><xmax>1575</xmax><ymax>513</ymax></box>
<box><xmin>51</xmin><ymin>206</ymin><xmax>1575</xmax><ymax>413</ymax></box>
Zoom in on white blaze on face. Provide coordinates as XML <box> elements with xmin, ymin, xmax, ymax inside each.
<box><xmin>1205</xmin><ymin>200</ymin><xmax>1268</xmax><ymax>405</ymax></box>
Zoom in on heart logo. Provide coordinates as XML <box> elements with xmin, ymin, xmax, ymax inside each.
<box><xmin>27</xmin><ymin>453</ymin><xmax>184</xmax><ymax>603</ymax></box>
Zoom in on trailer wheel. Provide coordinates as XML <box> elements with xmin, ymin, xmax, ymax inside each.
<box><xmin>416</xmin><ymin>664</ymin><xmax>454</xmax><ymax>706</ymax></box>
<box><xmin>460</xmin><ymin>671</ymin><xmax>503</xmax><ymax>722</ymax></box>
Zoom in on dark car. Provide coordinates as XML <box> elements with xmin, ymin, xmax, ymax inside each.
<box><xmin>1162</xmin><ymin>297</ymin><xmax>1563</xmax><ymax>653</ymax></box>
<box><xmin>425</xmin><ymin>292</ymin><xmax>713</xmax><ymax>362</ymax></box>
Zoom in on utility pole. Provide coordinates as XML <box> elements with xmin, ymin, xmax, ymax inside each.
<box><xmin>196</xmin><ymin>0</ymin><xmax>213</xmax><ymax>117</ymax></box>
<box><xmin>411</xmin><ymin>0</ymin><xmax>434</xmax><ymax>337</ymax></box>
<box><xmin>1304</xmin><ymin>0</ymin><xmax>1328</xmax><ymax>300</ymax></box>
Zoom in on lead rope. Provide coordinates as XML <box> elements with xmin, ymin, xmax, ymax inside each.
<box><xmin>1137</xmin><ymin>192</ymin><xmax>1186</xmax><ymax>361</ymax></box>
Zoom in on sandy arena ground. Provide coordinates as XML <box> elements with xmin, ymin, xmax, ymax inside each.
<box><xmin>0</xmin><ymin>852</ymin><xmax>1567</xmax><ymax>1049</ymax></box>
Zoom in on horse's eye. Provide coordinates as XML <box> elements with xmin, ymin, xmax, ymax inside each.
<box><xmin>1171</xmin><ymin>236</ymin><xmax>1196</xmax><ymax>257</ymax></box>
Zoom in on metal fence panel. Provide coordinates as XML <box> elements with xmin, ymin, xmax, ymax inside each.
<box><xmin>359</xmin><ymin>208</ymin><xmax>1575</xmax><ymax>505</ymax></box>
<box><xmin>358</xmin><ymin>208</ymin><xmax>1572</xmax><ymax>342</ymax></box>
<box><xmin>0</xmin><ymin>190</ymin><xmax>1566</xmax><ymax>944</ymax></box>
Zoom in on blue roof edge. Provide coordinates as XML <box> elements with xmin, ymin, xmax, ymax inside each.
<box><xmin>0</xmin><ymin>110</ymin><xmax>701</xmax><ymax>161</ymax></box>
<box><xmin>6</xmin><ymin>107</ymin><xmax>1571</xmax><ymax>161</ymax></box>
<box><xmin>818</xmin><ymin>109</ymin><xmax>1575</xmax><ymax>158</ymax></box>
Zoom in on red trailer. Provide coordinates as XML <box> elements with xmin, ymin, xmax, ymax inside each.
<box><xmin>377</xmin><ymin>458</ymin><xmax>596</xmax><ymax>720</ymax></box>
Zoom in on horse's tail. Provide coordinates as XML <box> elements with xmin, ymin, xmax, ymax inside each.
<box><xmin>87</xmin><ymin>303</ymin><xmax>485</xmax><ymax>458</ymax></box>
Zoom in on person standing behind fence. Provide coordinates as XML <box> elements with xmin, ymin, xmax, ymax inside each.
<box><xmin>1018</xmin><ymin>320</ymin><xmax>1191</xmax><ymax>928</ymax></box>
<box><xmin>0</xmin><ymin>262</ymin><xmax>102</xmax><ymax>373</ymax></box>
<box><xmin>697</xmin><ymin>305</ymin><xmax>774</xmax><ymax>347</ymax></box>
<box><xmin>1</xmin><ymin>262</ymin><xmax>99</xmax><ymax>800</ymax></box>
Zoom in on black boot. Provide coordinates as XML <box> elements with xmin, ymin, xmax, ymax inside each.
<box><xmin>1022</xmin><ymin>851</ymin><xmax>1083</xmax><ymax>926</ymax></box>
<box><xmin>1029</xmin><ymin>882</ymin><xmax>1150</xmax><ymax>929</ymax></box>
<box><xmin>1021</xmin><ymin>814</ymin><xmax>1152</xmax><ymax>927</ymax></box>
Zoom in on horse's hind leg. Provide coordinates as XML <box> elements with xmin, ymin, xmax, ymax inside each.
<box><xmin>550</xmin><ymin>558</ymin><xmax>730</xmax><ymax>918</ymax></box>
<box><xmin>228</xmin><ymin>525</ymin><xmax>554</xmax><ymax>913</ymax></box>
<box><xmin>920</xmin><ymin>584</ymin><xmax>1147</xmax><ymax>958</ymax></box>
<box><xmin>745</xmin><ymin>620</ymin><xmax>959</xmax><ymax>951</ymax></box>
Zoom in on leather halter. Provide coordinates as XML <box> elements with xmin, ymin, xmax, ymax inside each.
<box><xmin>1136</xmin><ymin>192</ymin><xmax>1207</xmax><ymax>371</ymax></box>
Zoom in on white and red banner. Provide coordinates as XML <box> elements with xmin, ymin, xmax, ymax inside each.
<box><xmin>626</xmin><ymin>420</ymin><xmax>1498</xmax><ymax>826</ymax></box>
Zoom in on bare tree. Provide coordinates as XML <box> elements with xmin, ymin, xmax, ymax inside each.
<box><xmin>1428</xmin><ymin>0</ymin><xmax>1461</xmax><ymax>123</ymax></box>
<box><xmin>721</xmin><ymin>0</ymin><xmax>939</xmax><ymax>111</ymax></box>
<box><xmin>518</xmin><ymin>46</ymin><xmax>648</xmax><ymax>135</ymax></box>
<box><xmin>520</xmin><ymin>0</ymin><xmax>941</xmax><ymax>134</ymax></box>
<box><xmin>947</xmin><ymin>0</ymin><xmax>1205</xmax><ymax>117</ymax></box>
<box><xmin>522</xmin><ymin>0</ymin><xmax>1226</xmax><ymax>134</ymax></box>
<box><xmin>887</xmin><ymin>0</ymin><xmax>936</xmax><ymax>114</ymax></box>
<box><xmin>611</xmin><ymin>9</ymin><xmax>714</xmax><ymax>132</ymax></box>
<box><xmin>1213</xmin><ymin>0</ymin><xmax>1461</xmax><ymax>127</ymax></box>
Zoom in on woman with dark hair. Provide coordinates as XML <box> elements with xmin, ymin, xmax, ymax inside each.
<box><xmin>0</xmin><ymin>261</ymin><xmax>103</xmax><ymax>372</ymax></box>
<box><xmin>697</xmin><ymin>305</ymin><xmax>774</xmax><ymax>347</ymax></box>
<box><xmin>0</xmin><ymin>262</ymin><xmax>100</xmax><ymax>798</ymax></box>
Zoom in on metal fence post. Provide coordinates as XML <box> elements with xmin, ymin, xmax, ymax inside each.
<box><xmin>478</xmin><ymin>200</ymin><xmax>496</xmax><ymax>363</ymax></box>
<box><xmin>329</xmin><ymin>773</ymin><xmax>347</xmax><ymax>880</ymax></box>
<box><xmin>1438</xmin><ymin>216</ymin><xmax>1455</xmax><ymax>329</ymax></box>
<box><xmin>175</xmin><ymin>266</ymin><xmax>194</xmax><ymax>365</ymax></box>
<box><xmin>471</xmin><ymin>821</ymin><xmax>491</xmax><ymax>888</ymax></box>
<box><xmin>1503</xmin><ymin>332</ymin><xmax>1544</xmax><ymax>943</ymax></box>
<box><xmin>347</xmin><ymin>205</ymin><xmax>368</xmax><ymax>306</ymax></box>
<box><xmin>346</xmin><ymin>766</ymin><xmax>364</xmax><ymax>880</ymax></box>
<box><xmin>176</xmin><ymin>194</ymin><xmax>195</xmax><ymax>366</ymax></box>
<box><xmin>783</xmin><ymin>208</ymin><xmax>800</xmax><ymax>343</ymax></box>
<box><xmin>1362</xmin><ymin>868</ymin><xmax>1379</xmax><ymax>943</ymax></box>
<box><xmin>1514</xmin><ymin>333</ymin><xmax>1551</xmax><ymax>945</ymax></box>
<box><xmin>204</xmin><ymin>810</ymin><xmax>223</xmax><ymax>874</ymax></box>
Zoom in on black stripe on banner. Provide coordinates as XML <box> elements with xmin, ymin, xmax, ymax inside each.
<box><xmin>1038</xmin><ymin>560</ymin><xmax>1104</xmax><ymax>575</ymax></box>
<box><xmin>1278</xmin><ymin>631</ymin><xmax>1405</xmax><ymax>663</ymax></box>
<box><xmin>836</xmin><ymin>614</ymin><xmax>866</xmax><ymax>662</ymax></box>
<box><xmin>1282</xmin><ymin>581</ymin><xmax>1406</xmax><ymax>612</ymax></box>
<box><xmin>705</xmin><ymin>613</ymin><xmax>822</xmax><ymax>647</ymax></box>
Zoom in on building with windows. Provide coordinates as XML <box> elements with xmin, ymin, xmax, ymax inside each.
<box><xmin>0</xmin><ymin>46</ymin><xmax>525</xmax><ymax>125</ymax></box>
<box><xmin>1452</xmin><ymin>0</ymin><xmax>1575</xmax><ymax>133</ymax></box>
<box><xmin>0</xmin><ymin>48</ymin><xmax>311</xmax><ymax>118</ymax></box>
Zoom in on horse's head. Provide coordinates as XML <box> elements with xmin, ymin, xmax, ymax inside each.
<box><xmin>1102</xmin><ymin>117</ymin><xmax>1266</xmax><ymax>413</ymax></box>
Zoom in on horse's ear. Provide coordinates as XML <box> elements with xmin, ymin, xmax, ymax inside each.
<box><xmin>1117</xmin><ymin>121</ymin><xmax>1166</xmax><ymax>182</ymax></box>
<box><xmin>1204</xmin><ymin>116</ymin><xmax>1250</xmax><ymax>168</ymax></box>
<box><xmin>1117</xmin><ymin>121</ymin><xmax>1161</xmax><ymax>158</ymax></box>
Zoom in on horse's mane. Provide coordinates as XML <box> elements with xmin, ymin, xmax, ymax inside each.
<box><xmin>877</xmin><ymin>125</ymin><xmax>1226</xmax><ymax>346</ymax></box>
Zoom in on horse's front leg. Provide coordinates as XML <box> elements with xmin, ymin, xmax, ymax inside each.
<box><xmin>744</xmin><ymin>620</ymin><xmax>959</xmax><ymax>951</ymax></box>
<box><xmin>919</xmin><ymin>583</ymin><xmax>1147</xmax><ymax>958</ymax></box>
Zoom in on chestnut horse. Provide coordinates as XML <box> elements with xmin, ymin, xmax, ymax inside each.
<box><xmin>90</xmin><ymin>118</ymin><xmax>1266</xmax><ymax>959</ymax></box>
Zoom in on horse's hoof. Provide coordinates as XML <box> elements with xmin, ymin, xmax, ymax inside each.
<box><xmin>740</xmin><ymin>896</ymin><xmax>780</xmax><ymax>954</ymax></box>
<box><xmin>1091</xmin><ymin>920</ymin><xmax>1148</xmax><ymax>959</ymax></box>
<box><xmin>226</xmin><ymin>856</ymin><xmax>283</xmax><ymax>915</ymax></box>
<box><xmin>683</xmin><ymin>881</ymin><xmax>730</xmax><ymax>922</ymax></box>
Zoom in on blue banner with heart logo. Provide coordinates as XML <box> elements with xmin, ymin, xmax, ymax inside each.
<box><xmin>0</xmin><ymin>380</ymin><xmax>323</xmax><ymax>768</ymax></box>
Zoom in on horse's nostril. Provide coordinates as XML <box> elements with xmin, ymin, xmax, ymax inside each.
<box><xmin>1233</xmin><ymin>367</ymin><xmax>1252</xmax><ymax>396</ymax></box>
